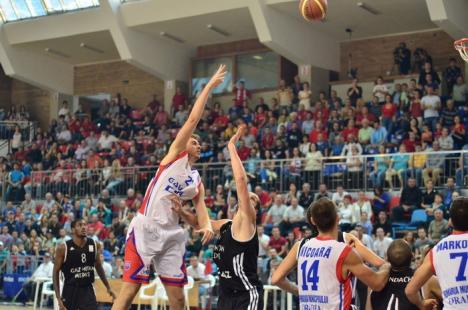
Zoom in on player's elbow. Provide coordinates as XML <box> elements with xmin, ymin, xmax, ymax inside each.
<box><xmin>271</xmin><ymin>272</ymin><xmax>281</xmax><ymax>286</ymax></box>
<box><xmin>405</xmin><ymin>285</ymin><xmax>416</xmax><ymax>297</ymax></box>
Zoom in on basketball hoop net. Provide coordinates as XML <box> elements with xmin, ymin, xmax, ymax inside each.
<box><xmin>454</xmin><ymin>38</ymin><xmax>468</xmax><ymax>62</ymax></box>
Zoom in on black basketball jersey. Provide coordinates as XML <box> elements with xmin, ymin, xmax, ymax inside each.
<box><xmin>61</xmin><ymin>238</ymin><xmax>97</xmax><ymax>286</ymax></box>
<box><xmin>213</xmin><ymin>221</ymin><xmax>262</xmax><ymax>295</ymax></box>
<box><xmin>370</xmin><ymin>267</ymin><xmax>418</xmax><ymax>310</ymax></box>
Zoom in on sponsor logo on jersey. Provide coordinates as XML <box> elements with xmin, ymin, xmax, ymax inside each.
<box><xmin>89</xmin><ymin>245</ymin><xmax>94</xmax><ymax>252</ymax></box>
<box><xmin>124</xmin><ymin>262</ymin><xmax>131</xmax><ymax>271</ymax></box>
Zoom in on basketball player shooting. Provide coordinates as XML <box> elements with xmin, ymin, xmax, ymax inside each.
<box><xmin>53</xmin><ymin>219</ymin><xmax>115</xmax><ymax>310</ymax></box>
<box><xmin>172</xmin><ymin>124</ymin><xmax>264</xmax><ymax>310</ymax></box>
<box><xmin>112</xmin><ymin>65</ymin><xmax>226</xmax><ymax>310</ymax></box>
<box><xmin>406</xmin><ymin>197</ymin><xmax>468</xmax><ymax>310</ymax></box>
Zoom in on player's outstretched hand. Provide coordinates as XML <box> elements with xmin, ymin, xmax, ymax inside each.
<box><xmin>420</xmin><ymin>299</ymin><xmax>438</xmax><ymax>310</ymax></box>
<box><xmin>197</xmin><ymin>226</ymin><xmax>214</xmax><ymax>245</ymax></box>
<box><xmin>108</xmin><ymin>288</ymin><xmax>116</xmax><ymax>301</ymax></box>
<box><xmin>207</xmin><ymin>65</ymin><xmax>227</xmax><ymax>89</ymax></box>
<box><xmin>229</xmin><ymin>123</ymin><xmax>247</xmax><ymax>146</ymax></box>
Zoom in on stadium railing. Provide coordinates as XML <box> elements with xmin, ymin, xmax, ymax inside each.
<box><xmin>5</xmin><ymin>149</ymin><xmax>467</xmax><ymax>200</ymax></box>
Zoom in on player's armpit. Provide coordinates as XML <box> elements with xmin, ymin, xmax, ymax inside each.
<box><xmin>344</xmin><ymin>249</ymin><xmax>390</xmax><ymax>292</ymax></box>
<box><xmin>271</xmin><ymin>242</ymin><xmax>300</xmax><ymax>295</ymax></box>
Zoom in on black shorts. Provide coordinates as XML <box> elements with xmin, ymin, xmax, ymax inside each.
<box><xmin>61</xmin><ymin>284</ymin><xmax>97</xmax><ymax>310</ymax></box>
<box><xmin>218</xmin><ymin>288</ymin><xmax>263</xmax><ymax>310</ymax></box>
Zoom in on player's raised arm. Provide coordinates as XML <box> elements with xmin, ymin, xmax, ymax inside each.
<box><xmin>271</xmin><ymin>241</ymin><xmax>300</xmax><ymax>295</ymax></box>
<box><xmin>162</xmin><ymin>65</ymin><xmax>226</xmax><ymax>165</ymax></box>
<box><xmin>344</xmin><ymin>232</ymin><xmax>385</xmax><ymax>267</ymax></box>
<box><xmin>192</xmin><ymin>183</ymin><xmax>214</xmax><ymax>245</ymax></box>
<box><xmin>228</xmin><ymin>124</ymin><xmax>256</xmax><ymax>223</ymax></box>
<box><xmin>405</xmin><ymin>254</ymin><xmax>438</xmax><ymax>310</ymax></box>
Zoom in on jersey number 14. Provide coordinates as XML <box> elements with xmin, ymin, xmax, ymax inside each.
<box><xmin>300</xmin><ymin>260</ymin><xmax>320</xmax><ymax>291</ymax></box>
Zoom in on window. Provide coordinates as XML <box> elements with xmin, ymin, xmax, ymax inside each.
<box><xmin>192</xmin><ymin>57</ymin><xmax>233</xmax><ymax>96</ymax></box>
<box><xmin>0</xmin><ymin>0</ymin><xmax>100</xmax><ymax>22</ymax></box>
<box><xmin>236</xmin><ymin>51</ymin><xmax>279</xmax><ymax>90</ymax></box>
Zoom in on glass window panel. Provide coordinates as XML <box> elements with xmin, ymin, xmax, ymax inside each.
<box><xmin>0</xmin><ymin>0</ymin><xmax>18</xmax><ymax>20</ymax></box>
<box><xmin>236</xmin><ymin>51</ymin><xmax>279</xmax><ymax>90</ymax></box>
<box><xmin>76</xmin><ymin>0</ymin><xmax>96</xmax><ymax>8</ymax></box>
<box><xmin>192</xmin><ymin>57</ymin><xmax>233</xmax><ymax>95</ymax></box>
<box><xmin>27</xmin><ymin>0</ymin><xmax>47</xmax><ymax>16</ymax></box>
<box><xmin>61</xmin><ymin>0</ymin><xmax>78</xmax><ymax>10</ymax></box>
<box><xmin>43</xmin><ymin>0</ymin><xmax>64</xmax><ymax>12</ymax></box>
<box><xmin>14</xmin><ymin>0</ymin><xmax>32</xmax><ymax>18</ymax></box>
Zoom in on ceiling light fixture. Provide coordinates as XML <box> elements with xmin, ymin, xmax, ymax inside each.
<box><xmin>159</xmin><ymin>31</ymin><xmax>185</xmax><ymax>44</ymax></box>
<box><xmin>44</xmin><ymin>48</ymin><xmax>70</xmax><ymax>58</ymax></box>
<box><xmin>80</xmin><ymin>43</ymin><xmax>104</xmax><ymax>54</ymax></box>
<box><xmin>207</xmin><ymin>24</ymin><xmax>230</xmax><ymax>37</ymax></box>
<box><xmin>357</xmin><ymin>2</ymin><xmax>380</xmax><ymax>15</ymax></box>
<box><xmin>252</xmin><ymin>55</ymin><xmax>263</xmax><ymax>60</ymax></box>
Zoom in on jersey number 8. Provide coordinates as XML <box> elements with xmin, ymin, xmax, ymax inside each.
<box><xmin>81</xmin><ymin>253</ymin><xmax>87</xmax><ymax>264</ymax></box>
<box><xmin>300</xmin><ymin>260</ymin><xmax>320</xmax><ymax>291</ymax></box>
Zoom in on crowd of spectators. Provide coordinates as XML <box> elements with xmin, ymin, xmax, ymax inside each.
<box><xmin>0</xmin><ymin>57</ymin><xmax>466</xmax><ymax>306</ymax></box>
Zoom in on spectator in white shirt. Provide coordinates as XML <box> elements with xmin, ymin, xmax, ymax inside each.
<box><xmin>74</xmin><ymin>141</ymin><xmax>90</xmax><ymax>161</ymax></box>
<box><xmin>23</xmin><ymin>253</ymin><xmax>54</xmax><ymax>303</ymax></box>
<box><xmin>352</xmin><ymin>191</ymin><xmax>373</xmax><ymax>223</ymax></box>
<box><xmin>421</xmin><ymin>86</ymin><xmax>440</xmax><ymax>131</ymax></box>
<box><xmin>43</xmin><ymin>193</ymin><xmax>56</xmax><ymax>212</ymax></box>
<box><xmin>352</xmin><ymin>224</ymin><xmax>374</xmax><ymax>250</ymax></box>
<box><xmin>438</xmin><ymin>127</ymin><xmax>454</xmax><ymax>150</ymax></box>
<box><xmin>100</xmin><ymin>254</ymin><xmax>113</xmax><ymax>278</ymax></box>
<box><xmin>58</xmin><ymin>101</ymin><xmax>70</xmax><ymax>119</ymax></box>
<box><xmin>372</xmin><ymin>76</ymin><xmax>388</xmax><ymax>104</ymax></box>
<box><xmin>331</xmin><ymin>185</ymin><xmax>349</xmax><ymax>206</ymax></box>
<box><xmin>281</xmin><ymin>198</ymin><xmax>305</xmax><ymax>233</ymax></box>
<box><xmin>98</xmin><ymin>130</ymin><xmax>118</xmax><ymax>151</ymax></box>
<box><xmin>373</xmin><ymin>227</ymin><xmax>393</xmax><ymax>259</ymax></box>
<box><xmin>56</xmin><ymin>126</ymin><xmax>72</xmax><ymax>143</ymax></box>
<box><xmin>187</xmin><ymin>256</ymin><xmax>209</xmax><ymax>309</ymax></box>
<box><xmin>338</xmin><ymin>195</ymin><xmax>354</xmax><ymax>232</ymax></box>
<box><xmin>264</xmin><ymin>195</ymin><xmax>287</xmax><ymax>231</ymax></box>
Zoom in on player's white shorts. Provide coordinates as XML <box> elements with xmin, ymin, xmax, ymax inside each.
<box><xmin>122</xmin><ymin>213</ymin><xmax>187</xmax><ymax>286</ymax></box>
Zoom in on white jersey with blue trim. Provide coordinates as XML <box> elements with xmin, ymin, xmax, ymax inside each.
<box><xmin>297</xmin><ymin>236</ymin><xmax>353</xmax><ymax>310</ymax></box>
<box><xmin>138</xmin><ymin>151</ymin><xmax>201</xmax><ymax>226</ymax></box>
<box><xmin>430</xmin><ymin>232</ymin><xmax>468</xmax><ymax>310</ymax></box>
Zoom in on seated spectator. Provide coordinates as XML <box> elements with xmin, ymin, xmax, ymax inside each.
<box><xmin>264</xmin><ymin>196</ymin><xmax>287</xmax><ymax>231</ymax></box>
<box><xmin>352</xmin><ymin>224</ymin><xmax>374</xmax><ymax>250</ymax></box>
<box><xmin>426</xmin><ymin>193</ymin><xmax>445</xmax><ymax>220</ymax></box>
<box><xmin>418</xmin><ymin>62</ymin><xmax>440</xmax><ymax>87</ymax></box>
<box><xmin>281</xmin><ymin>198</ymin><xmax>305</xmax><ymax>233</ymax></box>
<box><xmin>453</xmin><ymin>76</ymin><xmax>468</xmax><ymax>107</ymax></box>
<box><xmin>338</xmin><ymin>194</ymin><xmax>354</xmax><ymax>232</ymax></box>
<box><xmin>358</xmin><ymin>119</ymin><xmax>373</xmax><ymax>146</ymax></box>
<box><xmin>407</xmin><ymin>144</ymin><xmax>426</xmax><ymax>186</ymax></box>
<box><xmin>314</xmin><ymin>183</ymin><xmax>330</xmax><ymax>201</ymax></box>
<box><xmin>422</xmin><ymin>142</ymin><xmax>444</xmax><ymax>185</ymax></box>
<box><xmin>414</xmin><ymin>227</ymin><xmax>432</xmax><ymax>254</ymax></box>
<box><xmin>357</xmin><ymin>211</ymin><xmax>373</xmax><ymax>236</ymax></box>
<box><xmin>341</xmin><ymin>135</ymin><xmax>363</xmax><ymax>157</ymax></box>
<box><xmin>97</xmin><ymin>130</ymin><xmax>118</xmax><ymax>151</ymax></box>
<box><xmin>437</xmin><ymin>127</ymin><xmax>454</xmax><ymax>150</ymax></box>
<box><xmin>420</xmin><ymin>179</ymin><xmax>437</xmax><ymax>210</ymax></box>
<box><xmin>352</xmin><ymin>191</ymin><xmax>372</xmax><ymax>223</ymax></box>
<box><xmin>444</xmin><ymin>57</ymin><xmax>462</xmax><ymax>93</ymax></box>
<box><xmin>345</xmin><ymin>145</ymin><xmax>363</xmax><ymax>188</ymax></box>
<box><xmin>456</xmin><ymin>144</ymin><xmax>468</xmax><ymax>187</ymax></box>
<box><xmin>331</xmin><ymin>185</ymin><xmax>349</xmax><ymax>206</ymax></box>
<box><xmin>442</xmin><ymin>177</ymin><xmax>459</xmax><ymax>207</ymax></box>
<box><xmin>187</xmin><ymin>256</ymin><xmax>209</xmax><ymax>309</ymax></box>
<box><xmin>298</xmin><ymin>183</ymin><xmax>314</xmax><ymax>209</ymax></box>
<box><xmin>428</xmin><ymin>209</ymin><xmax>449</xmax><ymax>242</ymax></box>
<box><xmin>304</xmin><ymin>143</ymin><xmax>322</xmax><ymax>188</ymax></box>
<box><xmin>268</xmin><ymin>227</ymin><xmax>287</xmax><ymax>257</ymax></box>
<box><xmin>6</xmin><ymin>162</ymin><xmax>25</xmax><ymax>202</ymax></box>
<box><xmin>385</xmin><ymin>144</ymin><xmax>410</xmax><ymax>190</ymax></box>
<box><xmin>22</xmin><ymin>253</ymin><xmax>53</xmax><ymax>304</ymax></box>
<box><xmin>371</xmin><ymin>186</ymin><xmax>390</xmax><ymax>215</ymax></box>
<box><xmin>373</xmin><ymin>227</ymin><xmax>393</xmax><ymax>259</ymax></box>
<box><xmin>264</xmin><ymin>248</ymin><xmax>283</xmax><ymax>284</ymax></box>
<box><xmin>369</xmin><ymin>145</ymin><xmax>389</xmax><ymax>188</ymax></box>
<box><xmin>392</xmin><ymin>177</ymin><xmax>422</xmax><ymax>222</ymax></box>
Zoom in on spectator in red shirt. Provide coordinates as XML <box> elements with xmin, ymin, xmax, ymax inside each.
<box><xmin>268</xmin><ymin>227</ymin><xmax>287</xmax><ymax>257</ymax></box>
<box><xmin>356</xmin><ymin>107</ymin><xmax>376</xmax><ymax>126</ymax></box>
<box><xmin>153</xmin><ymin>105</ymin><xmax>169</xmax><ymax>127</ymax></box>
<box><xmin>213</xmin><ymin>110</ymin><xmax>230</xmax><ymax>132</ymax></box>
<box><xmin>255</xmin><ymin>106</ymin><xmax>267</xmax><ymax>128</ymax></box>
<box><xmin>146</xmin><ymin>94</ymin><xmax>160</xmax><ymax>114</ymax></box>
<box><xmin>342</xmin><ymin>119</ymin><xmax>359</xmax><ymax>143</ymax></box>
<box><xmin>88</xmin><ymin>214</ymin><xmax>105</xmax><ymax>239</ymax></box>
<box><xmin>171</xmin><ymin>87</ymin><xmax>187</xmax><ymax>116</ymax></box>
<box><xmin>261</xmin><ymin>127</ymin><xmax>275</xmax><ymax>150</ymax></box>
<box><xmin>237</xmin><ymin>140</ymin><xmax>251</xmax><ymax>161</ymax></box>
<box><xmin>309</xmin><ymin>120</ymin><xmax>328</xmax><ymax>143</ymax></box>
<box><xmin>381</xmin><ymin>94</ymin><xmax>397</xmax><ymax>133</ymax></box>
<box><xmin>255</xmin><ymin>185</ymin><xmax>272</xmax><ymax>210</ymax></box>
<box><xmin>402</xmin><ymin>131</ymin><xmax>419</xmax><ymax>152</ymax></box>
<box><xmin>233</xmin><ymin>81</ymin><xmax>251</xmax><ymax>108</ymax></box>
<box><xmin>410</xmin><ymin>89</ymin><xmax>423</xmax><ymax>126</ymax></box>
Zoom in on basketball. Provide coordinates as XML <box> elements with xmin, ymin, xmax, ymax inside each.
<box><xmin>299</xmin><ymin>0</ymin><xmax>327</xmax><ymax>21</ymax></box>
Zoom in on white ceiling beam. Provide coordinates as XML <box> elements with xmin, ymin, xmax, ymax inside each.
<box><xmin>426</xmin><ymin>0</ymin><xmax>468</xmax><ymax>39</ymax></box>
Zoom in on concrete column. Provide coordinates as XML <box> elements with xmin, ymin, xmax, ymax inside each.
<box><xmin>299</xmin><ymin>65</ymin><xmax>330</xmax><ymax>101</ymax></box>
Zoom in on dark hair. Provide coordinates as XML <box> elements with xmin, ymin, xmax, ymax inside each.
<box><xmin>307</xmin><ymin>198</ymin><xmax>337</xmax><ymax>233</ymax></box>
<box><xmin>387</xmin><ymin>240</ymin><xmax>412</xmax><ymax>268</ymax></box>
<box><xmin>71</xmin><ymin>219</ymin><xmax>84</xmax><ymax>229</ymax></box>
<box><xmin>450</xmin><ymin>197</ymin><xmax>468</xmax><ymax>231</ymax></box>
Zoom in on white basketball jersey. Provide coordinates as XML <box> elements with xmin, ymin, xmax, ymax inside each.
<box><xmin>431</xmin><ymin>232</ymin><xmax>468</xmax><ymax>310</ymax></box>
<box><xmin>138</xmin><ymin>151</ymin><xmax>201</xmax><ymax>226</ymax></box>
<box><xmin>297</xmin><ymin>236</ymin><xmax>353</xmax><ymax>310</ymax></box>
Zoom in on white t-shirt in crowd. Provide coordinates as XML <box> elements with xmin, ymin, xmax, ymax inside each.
<box><xmin>258</xmin><ymin>234</ymin><xmax>270</xmax><ymax>257</ymax></box>
<box><xmin>283</xmin><ymin>205</ymin><xmax>305</xmax><ymax>222</ymax></box>
<box><xmin>373</xmin><ymin>236</ymin><xmax>393</xmax><ymax>258</ymax></box>
<box><xmin>98</xmin><ymin>134</ymin><xmax>118</xmax><ymax>149</ymax></box>
<box><xmin>421</xmin><ymin>95</ymin><xmax>440</xmax><ymax>118</ymax></box>
<box><xmin>332</xmin><ymin>191</ymin><xmax>349</xmax><ymax>206</ymax></box>
<box><xmin>267</xmin><ymin>204</ymin><xmax>287</xmax><ymax>225</ymax></box>
<box><xmin>373</xmin><ymin>84</ymin><xmax>388</xmax><ymax>102</ymax></box>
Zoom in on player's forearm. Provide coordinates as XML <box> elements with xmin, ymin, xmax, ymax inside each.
<box><xmin>53</xmin><ymin>270</ymin><xmax>61</xmax><ymax>300</ymax></box>
<box><xmin>406</xmin><ymin>289</ymin><xmax>424</xmax><ymax>309</ymax></box>
<box><xmin>195</xmin><ymin>204</ymin><xmax>211</xmax><ymax>229</ymax></box>
<box><xmin>96</xmin><ymin>265</ymin><xmax>111</xmax><ymax>290</ymax></box>
<box><xmin>355</xmin><ymin>242</ymin><xmax>385</xmax><ymax>267</ymax></box>
<box><xmin>370</xmin><ymin>266</ymin><xmax>391</xmax><ymax>291</ymax></box>
<box><xmin>179</xmin><ymin>209</ymin><xmax>200</xmax><ymax>229</ymax></box>
<box><xmin>273</xmin><ymin>278</ymin><xmax>298</xmax><ymax>296</ymax></box>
